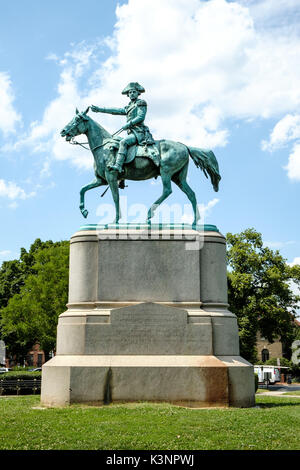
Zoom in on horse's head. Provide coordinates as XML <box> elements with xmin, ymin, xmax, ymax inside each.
<box><xmin>60</xmin><ymin>107</ymin><xmax>90</xmax><ymax>141</ymax></box>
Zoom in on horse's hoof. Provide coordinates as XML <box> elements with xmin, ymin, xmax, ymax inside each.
<box><xmin>81</xmin><ymin>209</ymin><xmax>88</xmax><ymax>218</ymax></box>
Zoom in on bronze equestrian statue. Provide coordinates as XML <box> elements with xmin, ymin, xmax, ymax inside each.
<box><xmin>61</xmin><ymin>83</ymin><xmax>221</xmax><ymax>225</ymax></box>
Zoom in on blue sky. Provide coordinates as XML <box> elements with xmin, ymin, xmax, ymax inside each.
<box><xmin>0</xmin><ymin>0</ymin><xmax>300</xmax><ymax>274</ymax></box>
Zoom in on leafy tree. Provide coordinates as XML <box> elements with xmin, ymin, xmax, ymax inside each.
<box><xmin>227</xmin><ymin>228</ymin><xmax>300</xmax><ymax>363</ymax></box>
<box><xmin>0</xmin><ymin>238</ymin><xmax>58</xmax><ymax>309</ymax></box>
<box><xmin>0</xmin><ymin>259</ymin><xmax>24</xmax><ymax>310</ymax></box>
<box><xmin>0</xmin><ymin>240</ymin><xmax>69</xmax><ymax>361</ymax></box>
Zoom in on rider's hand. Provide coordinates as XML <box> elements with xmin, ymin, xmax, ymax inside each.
<box><xmin>122</xmin><ymin>122</ymin><xmax>131</xmax><ymax>130</ymax></box>
<box><xmin>91</xmin><ymin>105</ymin><xmax>99</xmax><ymax>113</ymax></box>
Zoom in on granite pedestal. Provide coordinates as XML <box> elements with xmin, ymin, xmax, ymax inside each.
<box><xmin>41</xmin><ymin>224</ymin><xmax>255</xmax><ymax>407</ymax></box>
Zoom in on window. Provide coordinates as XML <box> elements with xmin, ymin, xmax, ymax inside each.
<box><xmin>27</xmin><ymin>354</ymin><xmax>34</xmax><ymax>366</ymax></box>
<box><xmin>262</xmin><ymin>349</ymin><xmax>269</xmax><ymax>362</ymax></box>
<box><xmin>37</xmin><ymin>354</ymin><xmax>43</xmax><ymax>367</ymax></box>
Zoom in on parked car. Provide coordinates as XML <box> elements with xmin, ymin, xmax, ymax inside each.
<box><xmin>28</xmin><ymin>367</ymin><xmax>42</xmax><ymax>372</ymax></box>
<box><xmin>0</xmin><ymin>368</ymin><xmax>12</xmax><ymax>373</ymax></box>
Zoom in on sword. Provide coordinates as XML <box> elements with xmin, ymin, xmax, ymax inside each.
<box><xmin>112</xmin><ymin>127</ymin><xmax>124</xmax><ymax>138</ymax></box>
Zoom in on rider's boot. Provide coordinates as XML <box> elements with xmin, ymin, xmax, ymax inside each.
<box><xmin>109</xmin><ymin>151</ymin><xmax>126</xmax><ymax>173</ymax></box>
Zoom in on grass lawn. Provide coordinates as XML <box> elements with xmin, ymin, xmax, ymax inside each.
<box><xmin>0</xmin><ymin>395</ymin><xmax>299</xmax><ymax>450</ymax></box>
<box><xmin>283</xmin><ymin>391</ymin><xmax>300</xmax><ymax>396</ymax></box>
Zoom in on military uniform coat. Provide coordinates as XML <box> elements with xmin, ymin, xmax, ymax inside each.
<box><xmin>97</xmin><ymin>99</ymin><xmax>155</xmax><ymax>144</ymax></box>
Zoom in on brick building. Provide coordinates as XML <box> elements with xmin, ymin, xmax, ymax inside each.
<box><xmin>256</xmin><ymin>319</ymin><xmax>300</xmax><ymax>363</ymax></box>
<box><xmin>256</xmin><ymin>333</ymin><xmax>283</xmax><ymax>362</ymax></box>
<box><xmin>5</xmin><ymin>342</ymin><xmax>46</xmax><ymax>368</ymax></box>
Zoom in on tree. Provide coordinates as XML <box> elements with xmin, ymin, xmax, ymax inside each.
<box><xmin>0</xmin><ymin>259</ymin><xmax>25</xmax><ymax>310</ymax></box>
<box><xmin>0</xmin><ymin>240</ymin><xmax>69</xmax><ymax>362</ymax></box>
<box><xmin>0</xmin><ymin>238</ymin><xmax>59</xmax><ymax>309</ymax></box>
<box><xmin>227</xmin><ymin>228</ymin><xmax>300</xmax><ymax>363</ymax></box>
<box><xmin>265</xmin><ymin>357</ymin><xmax>292</xmax><ymax>367</ymax></box>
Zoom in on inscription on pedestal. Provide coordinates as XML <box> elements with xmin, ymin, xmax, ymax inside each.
<box><xmin>84</xmin><ymin>303</ymin><xmax>212</xmax><ymax>355</ymax></box>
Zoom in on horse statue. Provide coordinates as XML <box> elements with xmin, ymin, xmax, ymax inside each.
<box><xmin>60</xmin><ymin>107</ymin><xmax>221</xmax><ymax>225</ymax></box>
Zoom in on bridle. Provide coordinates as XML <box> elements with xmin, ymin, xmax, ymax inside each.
<box><xmin>66</xmin><ymin>117</ymin><xmax>124</xmax><ymax>152</ymax></box>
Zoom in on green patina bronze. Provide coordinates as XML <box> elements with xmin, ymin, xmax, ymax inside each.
<box><xmin>60</xmin><ymin>83</ymin><xmax>221</xmax><ymax>225</ymax></box>
<box><xmin>79</xmin><ymin>223</ymin><xmax>219</xmax><ymax>232</ymax></box>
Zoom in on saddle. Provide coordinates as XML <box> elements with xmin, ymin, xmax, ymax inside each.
<box><xmin>103</xmin><ymin>137</ymin><xmax>160</xmax><ymax>168</ymax></box>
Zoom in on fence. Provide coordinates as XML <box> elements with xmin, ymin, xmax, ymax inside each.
<box><xmin>0</xmin><ymin>378</ymin><xmax>41</xmax><ymax>395</ymax></box>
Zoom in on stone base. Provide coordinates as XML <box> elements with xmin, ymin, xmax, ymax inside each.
<box><xmin>41</xmin><ymin>226</ymin><xmax>255</xmax><ymax>408</ymax></box>
<box><xmin>41</xmin><ymin>354</ymin><xmax>254</xmax><ymax>408</ymax></box>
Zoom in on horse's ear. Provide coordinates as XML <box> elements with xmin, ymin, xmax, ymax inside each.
<box><xmin>76</xmin><ymin>108</ymin><xmax>79</xmax><ymax>114</ymax></box>
<box><xmin>84</xmin><ymin>106</ymin><xmax>90</xmax><ymax>115</ymax></box>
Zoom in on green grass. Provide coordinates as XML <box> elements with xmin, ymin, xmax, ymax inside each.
<box><xmin>282</xmin><ymin>391</ymin><xmax>300</xmax><ymax>396</ymax></box>
<box><xmin>0</xmin><ymin>395</ymin><xmax>299</xmax><ymax>450</ymax></box>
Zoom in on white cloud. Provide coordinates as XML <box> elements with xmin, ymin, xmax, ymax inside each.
<box><xmin>46</xmin><ymin>53</ymin><xmax>59</xmax><ymax>62</ymax></box>
<box><xmin>0</xmin><ymin>250</ymin><xmax>11</xmax><ymax>257</ymax></box>
<box><xmin>262</xmin><ymin>114</ymin><xmax>300</xmax><ymax>151</ymax></box>
<box><xmin>15</xmin><ymin>44</ymin><xmax>97</xmax><ymax>170</ymax></box>
<box><xmin>10</xmin><ymin>0</ymin><xmax>300</xmax><ymax>172</ymax></box>
<box><xmin>289</xmin><ymin>257</ymin><xmax>300</xmax><ymax>267</ymax></box>
<box><xmin>264</xmin><ymin>240</ymin><xmax>295</xmax><ymax>249</ymax></box>
<box><xmin>262</xmin><ymin>114</ymin><xmax>300</xmax><ymax>181</ymax></box>
<box><xmin>0</xmin><ymin>179</ymin><xmax>36</xmax><ymax>200</ymax></box>
<box><xmin>94</xmin><ymin>0</ymin><xmax>300</xmax><ymax>123</ymax></box>
<box><xmin>181</xmin><ymin>197</ymin><xmax>219</xmax><ymax>224</ymax></box>
<box><xmin>198</xmin><ymin>197</ymin><xmax>220</xmax><ymax>218</ymax></box>
<box><xmin>8</xmin><ymin>202</ymin><xmax>18</xmax><ymax>210</ymax></box>
<box><xmin>285</xmin><ymin>143</ymin><xmax>300</xmax><ymax>181</ymax></box>
<box><xmin>242</xmin><ymin>0</ymin><xmax>300</xmax><ymax>33</ymax></box>
<box><xmin>40</xmin><ymin>160</ymin><xmax>51</xmax><ymax>178</ymax></box>
<box><xmin>0</xmin><ymin>72</ymin><xmax>21</xmax><ymax>134</ymax></box>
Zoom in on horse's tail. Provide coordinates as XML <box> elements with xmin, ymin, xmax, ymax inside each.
<box><xmin>187</xmin><ymin>146</ymin><xmax>221</xmax><ymax>192</ymax></box>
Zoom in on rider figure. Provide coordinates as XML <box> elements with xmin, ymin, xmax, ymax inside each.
<box><xmin>91</xmin><ymin>82</ymin><xmax>155</xmax><ymax>173</ymax></box>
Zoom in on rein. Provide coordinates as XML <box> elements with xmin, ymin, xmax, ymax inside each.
<box><xmin>69</xmin><ymin>127</ymin><xmax>124</xmax><ymax>152</ymax></box>
<box><xmin>69</xmin><ymin>138</ymin><xmax>105</xmax><ymax>152</ymax></box>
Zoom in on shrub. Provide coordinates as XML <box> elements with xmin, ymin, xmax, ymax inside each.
<box><xmin>265</xmin><ymin>358</ymin><xmax>292</xmax><ymax>368</ymax></box>
<box><xmin>0</xmin><ymin>371</ymin><xmax>41</xmax><ymax>381</ymax></box>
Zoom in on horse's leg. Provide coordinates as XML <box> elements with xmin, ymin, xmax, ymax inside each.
<box><xmin>80</xmin><ymin>177</ymin><xmax>104</xmax><ymax>218</ymax></box>
<box><xmin>172</xmin><ymin>162</ymin><xmax>200</xmax><ymax>226</ymax></box>
<box><xmin>105</xmin><ymin>172</ymin><xmax>121</xmax><ymax>223</ymax></box>
<box><xmin>147</xmin><ymin>170</ymin><xmax>172</xmax><ymax>222</ymax></box>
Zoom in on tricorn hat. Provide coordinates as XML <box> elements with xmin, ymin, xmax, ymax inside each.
<box><xmin>122</xmin><ymin>82</ymin><xmax>145</xmax><ymax>95</ymax></box>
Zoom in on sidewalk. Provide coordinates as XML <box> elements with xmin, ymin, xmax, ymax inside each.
<box><xmin>257</xmin><ymin>390</ymin><xmax>300</xmax><ymax>398</ymax></box>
